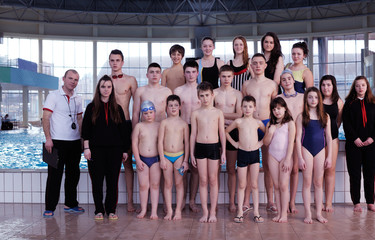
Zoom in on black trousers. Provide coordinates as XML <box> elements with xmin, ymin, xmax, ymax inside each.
<box><xmin>88</xmin><ymin>146</ymin><xmax>123</xmax><ymax>215</ymax></box>
<box><xmin>45</xmin><ymin>139</ymin><xmax>82</xmax><ymax>211</ymax></box>
<box><xmin>345</xmin><ymin>142</ymin><xmax>375</xmax><ymax>205</ymax></box>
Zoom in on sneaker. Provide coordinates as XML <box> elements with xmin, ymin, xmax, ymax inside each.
<box><xmin>94</xmin><ymin>213</ymin><xmax>104</xmax><ymax>220</ymax></box>
<box><xmin>64</xmin><ymin>206</ymin><xmax>85</xmax><ymax>213</ymax></box>
<box><xmin>108</xmin><ymin>213</ymin><xmax>118</xmax><ymax>220</ymax></box>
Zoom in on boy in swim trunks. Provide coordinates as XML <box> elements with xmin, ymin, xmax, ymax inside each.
<box><xmin>278</xmin><ymin>69</ymin><xmax>304</xmax><ymax>213</ymax></box>
<box><xmin>158</xmin><ymin>95</ymin><xmax>189</xmax><ymax>220</ymax></box>
<box><xmin>161</xmin><ymin>45</ymin><xmax>186</xmax><ymax>92</ymax></box>
<box><xmin>214</xmin><ymin>65</ymin><xmax>243</xmax><ymax>213</ymax></box>
<box><xmin>190</xmin><ymin>81</ymin><xmax>226</xmax><ymax>223</ymax></box>
<box><xmin>226</xmin><ymin>95</ymin><xmax>265</xmax><ymax>223</ymax></box>
<box><xmin>132</xmin><ymin>100</ymin><xmax>161</xmax><ymax>220</ymax></box>
<box><xmin>242</xmin><ymin>53</ymin><xmax>278</xmax><ymax>212</ymax></box>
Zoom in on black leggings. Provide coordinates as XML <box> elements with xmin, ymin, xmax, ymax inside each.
<box><xmin>88</xmin><ymin>146</ymin><xmax>123</xmax><ymax>215</ymax></box>
<box><xmin>345</xmin><ymin>142</ymin><xmax>375</xmax><ymax>205</ymax></box>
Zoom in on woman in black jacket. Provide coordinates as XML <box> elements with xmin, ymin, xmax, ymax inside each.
<box><xmin>82</xmin><ymin>75</ymin><xmax>131</xmax><ymax>220</ymax></box>
<box><xmin>343</xmin><ymin>76</ymin><xmax>375</xmax><ymax>212</ymax></box>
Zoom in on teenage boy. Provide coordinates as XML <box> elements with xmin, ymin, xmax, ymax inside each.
<box><xmin>190</xmin><ymin>81</ymin><xmax>226</xmax><ymax>223</ymax></box>
<box><xmin>161</xmin><ymin>44</ymin><xmax>186</xmax><ymax>92</ymax></box>
<box><xmin>214</xmin><ymin>65</ymin><xmax>243</xmax><ymax>213</ymax></box>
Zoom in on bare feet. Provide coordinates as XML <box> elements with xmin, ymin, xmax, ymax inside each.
<box><xmin>208</xmin><ymin>215</ymin><xmax>217</xmax><ymax>223</ymax></box>
<box><xmin>137</xmin><ymin>210</ymin><xmax>146</xmax><ymax>219</ymax></box>
<box><xmin>127</xmin><ymin>202</ymin><xmax>136</xmax><ymax>212</ymax></box>
<box><xmin>228</xmin><ymin>204</ymin><xmax>236</xmax><ymax>213</ymax></box>
<box><xmin>316</xmin><ymin>215</ymin><xmax>328</xmax><ymax>223</ymax></box>
<box><xmin>272</xmin><ymin>216</ymin><xmax>280</xmax><ymax>222</ymax></box>
<box><xmin>288</xmin><ymin>203</ymin><xmax>298</xmax><ymax>213</ymax></box>
<box><xmin>189</xmin><ymin>202</ymin><xmax>200</xmax><ymax>213</ymax></box>
<box><xmin>303</xmin><ymin>217</ymin><xmax>313</xmax><ymax>224</ymax></box>
<box><xmin>353</xmin><ymin>204</ymin><xmax>362</xmax><ymax>212</ymax></box>
<box><xmin>164</xmin><ymin>211</ymin><xmax>173</xmax><ymax>220</ymax></box>
<box><xmin>323</xmin><ymin>204</ymin><xmax>334</xmax><ymax>213</ymax></box>
<box><xmin>173</xmin><ymin>211</ymin><xmax>182</xmax><ymax>220</ymax></box>
<box><xmin>367</xmin><ymin>204</ymin><xmax>375</xmax><ymax>212</ymax></box>
<box><xmin>150</xmin><ymin>214</ymin><xmax>159</xmax><ymax>220</ymax></box>
<box><xmin>278</xmin><ymin>216</ymin><xmax>288</xmax><ymax>223</ymax></box>
<box><xmin>199</xmin><ymin>215</ymin><xmax>208</xmax><ymax>223</ymax></box>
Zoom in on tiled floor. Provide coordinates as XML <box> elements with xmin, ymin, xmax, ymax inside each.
<box><xmin>0</xmin><ymin>203</ymin><xmax>375</xmax><ymax>239</ymax></box>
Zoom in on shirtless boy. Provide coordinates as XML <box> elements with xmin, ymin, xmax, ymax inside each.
<box><xmin>132</xmin><ymin>63</ymin><xmax>172</xmax><ymax>129</ymax></box>
<box><xmin>278</xmin><ymin>69</ymin><xmax>304</xmax><ymax>213</ymax></box>
<box><xmin>174</xmin><ymin>61</ymin><xmax>201</xmax><ymax>212</ymax></box>
<box><xmin>161</xmin><ymin>45</ymin><xmax>186</xmax><ymax>92</ymax></box>
<box><xmin>190</xmin><ymin>81</ymin><xmax>226</xmax><ymax>223</ymax></box>
<box><xmin>242</xmin><ymin>53</ymin><xmax>278</xmax><ymax>212</ymax></box>
<box><xmin>158</xmin><ymin>95</ymin><xmax>190</xmax><ymax>220</ymax></box>
<box><xmin>226</xmin><ymin>96</ymin><xmax>265</xmax><ymax>223</ymax></box>
<box><xmin>109</xmin><ymin>49</ymin><xmax>138</xmax><ymax>212</ymax></box>
<box><xmin>132</xmin><ymin>101</ymin><xmax>161</xmax><ymax>220</ymax></box>
<box><xmin>214</xmin><ymin>65</ymin><xmax>243</xmax><ymax>213</ymax></box>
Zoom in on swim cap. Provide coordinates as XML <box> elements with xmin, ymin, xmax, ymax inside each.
<box><xmin>281</xmin><ymin>69</ymin><xmax>294</xmax><ymax>79</ymax></box>
<box><xmin>141</xmin><ymin>100</ymin><xmax>156</xmax><ymax>113</ymax></box>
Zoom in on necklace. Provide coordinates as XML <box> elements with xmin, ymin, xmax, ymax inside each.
<box><xmin>283</xmin><ymin>91</ymin><xmax>298</xmax><ymax>98</ymax></box>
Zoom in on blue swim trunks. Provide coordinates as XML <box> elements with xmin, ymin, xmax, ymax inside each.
<box><xmin>258</xmin><ymin>119</ymin><xmax>270</xmax><ymax>141</ymax></box>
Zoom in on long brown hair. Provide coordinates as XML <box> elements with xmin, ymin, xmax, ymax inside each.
<box><xmin>261</xmin><ymin>32</ymin><xmax>283</xmax><ymax>73</ymax></box>
<box><xmin>302</xmin><ymin>87</ymin><xmax>327</xmax><ymax>128</ymax></box>
<box><xmin>91</xmin><ymin>75</ymin><xmax>122</xmax><ymax>125</ymax></box>
<box><xmin>269</xmin><ymin>97</ymin><xmax>293</xmax><ymax>125</ymax></box>
<box><xmin>345</xmin><ymin>76</ymin><xmax>375</xmax><ymax>104</ymax></box>
<box><xmin>232</xmin><ymin>35</ymin><xmax>249</xmax><ymax>67</ymax></box>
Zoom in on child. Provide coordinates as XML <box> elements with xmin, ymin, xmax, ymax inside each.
<box><xmin>158</xmin><ymin>95</ymin><xmax>189</xmax><ymax>220</ymax></box>
<box><xmin>226</xmin><ymin>95</ymin><xmax>265</xmax><ymax>223</ymax></box>
<box><xmin>132</xmin><ymin>100</ymin><xmax>161</xmax><ymax>220</ymax></box>
<box><xmin>161</xmin><ymin>44</ymin><xmax>186</xmax><ymax>92</ymax></box>
<box><xmin>190</xmin><ymin>81</ymin><xmax>226</xmax><ymax>223</ymax></box>
<box><xmin>296</xmin><ymin>87</ymin><xmax>332</xmax><ymax>224</ymax></box>
<box><xmin>263</xmin><ymin>97</ymin><xmax>295</xmax><ymax>223</ymax></box>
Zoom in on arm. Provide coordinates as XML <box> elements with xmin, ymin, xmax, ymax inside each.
<box><xmin>271</xmin><ymin>82</ymin><xmax>278</xmax><ymax>99</ymax></box>
<box><xmin>161</xmin><ymin>69</ymin><xmax>168</xmax><ymax>87</ymax></box>
<box><xmin>342</xmin><ymin>101</ymin><xmax>361</xmax><ymax>145</ymax></box>
<box><xmin>225</xmin><ymin>120</ymin><xmax>238</xmax><ymax>149</ymax></box>
<box><xmin>218</xmin><ymin>110</ymin><xmax>226</xmax><ymax>165</ymax></box>
<box><xmin>42</xmin><ymin>110</ymin><xmax>53</xmax><ymax>153</ymax></box>
<box><xmin>336</xmin><ymin>98</ymin><xmax>344</xmax><ymax>128</ymax></box>
<box><xmin>190</xmin><ymin>112</ymin><xmax>198</xmax><ymax>168</ymax></box>
<box><xmin>241</xmin><ymin>81</ymin><xmax>249</xmax><ymax>97</ymax></box>
<box><xmin>272</xmin><ymin>56</ymin><xmax>284</xmax><ymax>85</ymax></box>
<box><xmin>324</xmin><ymin>116</ymin><xmax>333</xmax><ymax>169</ymax></box>
<box><xmin>248</xmin><ymin>62</ymin><xmax>254</xmax><ymax>79</ymax></box>
<box><xmin>132</xmin><ymin>89</ymin><xmax>141</xmax><ymax>129</ymax></box>
<box><xmin>262</xmin><ymin>122</ymin><xmax>274</xmax><ymax>146</ymax></box>
<box><xmin>130</xmin><ymin>76</ymin><xmax>138</xmax><ymax>101</ymax></box>
<box><xmin>295</xmin><ymin>115</ymin><xmax>305</xmax><ymax>170</ymax></box>
<box><xmin>131</xmin><ymin>125</ymin><xmax>144</xmax><ymax>171</ymax></box>
<box><xmin>182</xmin><ymin>123</ymin><xmax>190</xmax><ymax>172</ymax></box>
<box><xmin>83</xmin><ymin>140</ymin><xmax>91</xmax><ymax>160</ymax></box>
<box><xmin>303</xmin><ymin>68</ymin><xmax>314</xmax><ymax>89</ymax></box>
<box><xmin>158</xmin><ymin>121</ymin><xmax>167</xmax><ymax>170</ymax></box>
<box><xmin>217</xmin><ymin>59</ymin><xmax>225</xmax><ymax>70</ymax></box>
<box><xmin>281</xmin><ymin>121</ymin><xmax>296</xmax><ymax>172</ymax></box>
<box><xmin>223</xmin><ymin>91</ymin><xmax>243</xmax><ymax>120</ymax></box>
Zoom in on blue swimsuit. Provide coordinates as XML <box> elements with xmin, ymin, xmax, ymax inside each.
<box><xmin>140</xmin><ymin>155</ymin><xmax>159</xmax><ymax>168</ymax></box>
<box><xmin>302</xmin><ymin>120</ymin><xmax>325</xmax><ymax>157</ymax></box>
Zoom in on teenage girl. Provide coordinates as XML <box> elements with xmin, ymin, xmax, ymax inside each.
<box><xmin>264</xmin><ymin>97</ymin><xmax>295</xmax><ymax>223</ymax></box>
<box><xmin>296</xmin><ymin>87</ymin><xmax>332</xmax><ymax>224</ymax></box>
<box><xmin>342</xmin><ymin>76</ymin><xmax>375</xmax><ymax>212</ymax></box>
<box><xmin>196</xmin><ymin>37</ymin><xmax>225</xmax><ymax>89</ymax></box>
<box><xmin>261</xmin><ymin>32</ymin><xmax>284</xmax><ymax>93</ymax></box>
<box><xmin>319</xmin><ymin>75</ymin><xmax>344</xmax><ymax>212</ymax></box>
<box><xmin>227</xmin><ymin>35</ymin><xmax>250</xmax><ymax>91</ymax></box>
<box><xmin>286</xmin><ymin>42</ymin><xmax>313</xmax><ymax>93</ymax></box>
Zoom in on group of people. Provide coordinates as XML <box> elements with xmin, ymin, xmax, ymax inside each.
<box><xmin>41</xmin><ymin>32</ymin><xmax>375</xmax><ymax>225</ymax></box>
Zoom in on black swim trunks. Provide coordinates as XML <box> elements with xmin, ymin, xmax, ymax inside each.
<box><xmin>194</xmin><ymin>142</ymin><xmax>220</xmax><ymax>160</ymax></box>
<box><xmin>237</xmin><ymin>149</ymin><xmax>260</xmax><ymax>167</ymax></box>
<box><xmin>226</xmin><ymin>129</ymin><xmax>239</xmax><ymax>151</ymax></box>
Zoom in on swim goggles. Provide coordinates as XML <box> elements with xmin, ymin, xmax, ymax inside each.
<box><xmin>141</xmin><ymin>106</ymin><xmax>155</xmax><ymax>113</ymax></box>
<box><xmin>112</xmin><ymin>74</ymin><xmax>123</xmax><ymax>79</ymax></box>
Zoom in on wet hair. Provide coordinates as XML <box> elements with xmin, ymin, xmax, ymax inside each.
<box><xmin>252</xmin><ymin>53</ymin><xmax>267</xmax><ymax>62</ymax></box>
<box><xmin>197</xmin><ymin>81</ymin><xmax>214</xmax><ymax>94</ymax></box>
<box><xmin>319</xmin><ymin>75</ymin><xmax>340</xmax><ymax>103</ymax></box>
<box><xmin>109</xmin><ymin>49</ymin><xmax>124</xmax><ymax>61</ymax></box>
<box><xmin>269</xmin><ymin>97</ymin><xmax>293</xmax><ymax>125</ymax></box>
<box><xmin>261</xmin><ymin>32</ymin><xmax>283</xmax><ymax>76</ymax></box>
<box><xmin>167</xmin><ymin>94</ymin><xmax>181</xmax><ymax>106</ymax></box>
<box><xmin>345</xmin><ymin>76</ymin><xmax>375</xmax><ymax>104</ymax></box>
<box><xmin>232</xmin><ymin>35</ymin><xmax>249</xmax><ymax>67</ymax></box>
<box><xmin>201</xmin><ymin>36</ymin><xmax>215</xmax><ymax>46</ymax></box>
<box><xmin>302</xmin><ymin>87</ymin><xmax>327</xmax><ymax>128</ymax></box>
<box><xmin>241</xmin><ymin>95</ymin><xmax>256</xmax><ymax>106</ymax></box>
<box><xmin>64</xmin><ymin>69</ymin><xmax>79</xmax><ymax>78</ymax></box>
<box><xmin>292</xmin><ymin>42</ymin><xmax>309</xmax><ymax>57</ymax></box>
<box><xmin>169</xmin><ymin>44</ymin><xmax>185</xmax><ymax>58</ymax></box>
<box><xmin>183</xmin><ymin>60</ymin><xmax>199</xmax><ymax>71</ymax></box>
<box><xmin>219</xmin><ymin>65</ymin><xmax>234</xmax><ymax>74</ymax></box>
<box><xmin>147</xmin><ymin>62</ymin><xmax>162</xmax><ymax>72</ymax></box>
<box><xmin>91</xmin><ymin>75</ymin><xmax>122</xmax><ymax>125</ymax></box>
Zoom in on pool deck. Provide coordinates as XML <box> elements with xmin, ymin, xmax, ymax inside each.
<box><xmin>0</xmin><ymin>203</ymin><xmax>374</xmax><ymax>240</ymax></box>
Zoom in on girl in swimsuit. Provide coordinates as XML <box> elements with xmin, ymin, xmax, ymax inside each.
<box><xmin>264</xmin><ymin>97</ymin><xmax>295</xmax><ymax>223</ymax></box>
<box><xmin>319</xmin><ymin>75</ymin><xmax>344</xmax><ymax>213</ymax></box>
<box><xmin>296</xmin><ymin>87</ymin><xmax>332</xmax><ymax>224</ymax></box>
<box><xmin>261</xmin><ymin>32</ymin><xmax>284</xmax><ymax>93</ymax></box>
<box><xmin>285</xmin><ymin>42</ymin><xmax>313</xmax><ymax>93</ymax></box>
<box><xmin>196</xmin><ymin>37</ymin><xmax>225</xmax><ymax>89</ymax></box>
<box><xmin>227</xmin><ymin>35</ymin><xmax>250</xmax><ymax>91</ymax></box>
